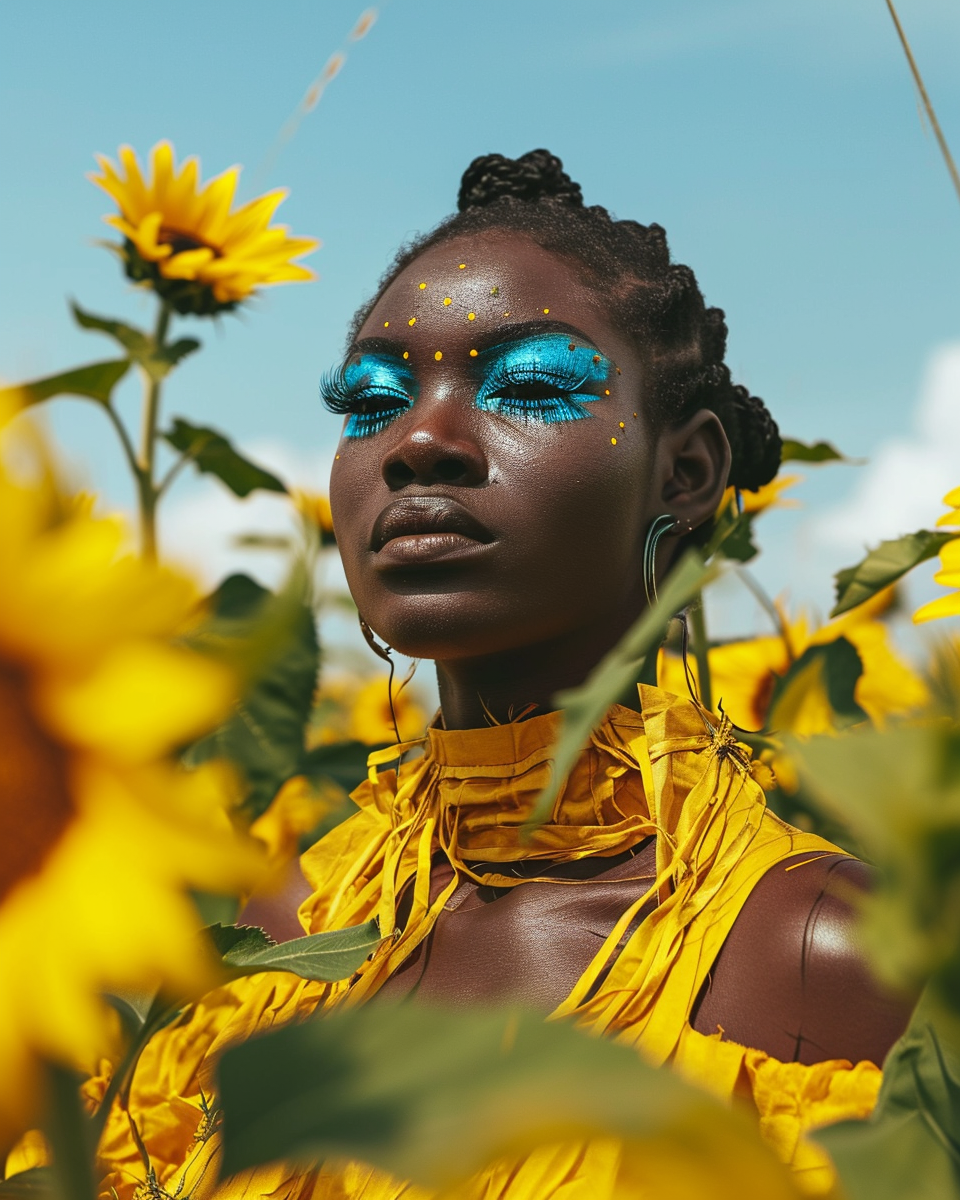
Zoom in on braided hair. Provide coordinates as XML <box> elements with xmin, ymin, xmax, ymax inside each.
<box><xmin>351</xmin><ymin>149</ymin><xmax>781</xmax><ymax>491</ymax></box>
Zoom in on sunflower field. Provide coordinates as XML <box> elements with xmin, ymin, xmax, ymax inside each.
<box><xmin>2</xmin><ymin>127</ymin><xmax>960</xmax><ymax>1200</ymax></box>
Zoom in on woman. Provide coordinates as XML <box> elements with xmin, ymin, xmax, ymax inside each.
<box><xmin>103</xmin><ymin>151</ymin><xmax>910</xmax><ymax>1197</ymax></box>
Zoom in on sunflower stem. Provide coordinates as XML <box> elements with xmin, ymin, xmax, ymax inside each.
<box><xmin>136</xmin><ymin>302</ymin><xmax>171</xmax><ymax>560</ymax></box>
<box><xmin>42</xmin><ymin>1061</ymin><xmax>97</xmax><ymax>1200</ymax></box>
<box><xmin>689</xmin><ymin>593</ymin><xmax>714</xmax><ymax>714</ymax></box>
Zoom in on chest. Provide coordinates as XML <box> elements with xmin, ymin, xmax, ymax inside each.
<box><xmin>376</xmin><ymin>839</ymin><xmax>658</xmax><ymax>1009</ymax></box>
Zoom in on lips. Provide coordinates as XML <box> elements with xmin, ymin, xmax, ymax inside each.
<box><xmin>371</xmin><ymin>497</ymin><xmax>494</xmax><ymax>566</ymax></box>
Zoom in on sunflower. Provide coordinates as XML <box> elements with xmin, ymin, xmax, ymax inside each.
<box><xmin>0</xmin><ymin>398</ymin><xmax>263</xmax><ymax>1147</ymax></box>
<box><xmin>914</xmin><ymin>486</ymin><xmax>960</xmax><ymax>624</ymax></box>
<box><xmin>659</xmin><ymin>587</ymin><xmax>927</xmax><ymax>733</ymax></box>
<box><xmin>89</xmin><ymin>142</ymin><xmax>319</xmax><ymax>316</ymax></box>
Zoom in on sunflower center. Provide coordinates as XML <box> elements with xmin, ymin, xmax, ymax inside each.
<box><xmin>160</xmin><ymin>228</ymin><xmax>222</xmax><ymax>258</ymax></box>
<box><xmin>0</xmin><ymin>661</ymin><xmax>75</xmax><ymax>904</ymax></box>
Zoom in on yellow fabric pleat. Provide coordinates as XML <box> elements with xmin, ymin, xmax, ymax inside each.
<box><xmin>38</xmin><ymin>687</ymin><xmax>883</xmax><ymax>1200</ymax></box>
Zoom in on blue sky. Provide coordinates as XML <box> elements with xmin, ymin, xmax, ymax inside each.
<box><xmin>2</xmin><ymin>0</ymin><xmax>958</xmax><ymax>628</ymax></box>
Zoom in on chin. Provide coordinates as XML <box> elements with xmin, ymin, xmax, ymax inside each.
<box><xmin>367</xmin><ymin>590</ymin><xmax>560</xmax><ymax>664</ymax></box>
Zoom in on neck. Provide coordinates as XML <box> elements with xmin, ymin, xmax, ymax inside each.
<box><xmin>434</xmin><ymin>603</ymin><xmax>646</xmax><ymax>730</ymax></box>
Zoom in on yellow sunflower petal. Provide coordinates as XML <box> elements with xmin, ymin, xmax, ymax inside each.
<box><xmin>944</xmin><ymin>485</ymin><xmax>960</xmax><ymax>507</ymax></box>
<box><xmin>128</xmin><ymin>211</ymin><xmax>172</xmax><ymax>262</ymax></box>
<box><xmin>35</xmin><ymin>642</ymin><xmax>234</xmax><ymax>765</ymax></box>
<box><xmin>160</xmin><ymin>246</ymin><xmax>216</xmax><ymax>280</ymax></box>
<box><xmin>914</xmin><ymin>591</ymin><xmax>960</xmax><ymax>624</ymax></box>
<box><xmin>195</xmin><ymin>166</ymin><xmax>240</xmax><ymax>244</ymax></box>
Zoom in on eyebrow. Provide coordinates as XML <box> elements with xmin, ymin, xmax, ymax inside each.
<box><xmin>349</xmin><ymin>320</ymin><xmax>603</xmax><ymax>361</ymax></box>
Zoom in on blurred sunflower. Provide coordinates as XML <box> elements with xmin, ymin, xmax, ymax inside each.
<box><xmin>349</xmin><ymin>675</ymin><xmax>428</xmax><ymax>744</ymax></box>
<box><xmin>90</xmin><ymin>142</ymin><xmax>319</xmax><ymax>316</ymax></box>
<box><xmin>0</xmin><ymin>398</ymin><xmax>263</xmax><ymax>1145</ymax></box>
<box><xmin>660</xmin><ymin>587</ymin><xmax>927</xmax><ymax>733</ymax></box>
<box><xmin>914</xmin><ymin>486</ymin><xmax>960</xmax><ymax>624</ymax></box>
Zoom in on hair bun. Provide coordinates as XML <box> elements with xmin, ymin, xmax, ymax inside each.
<box><xmin>723</xmin><ymin>387</ymin><xmax>782</xmax><ymax>492</ymax></box>
<box><xmin>457</xmin><ymin>150</ymin><xmax>584</xmax><ymax>212</ymax></box>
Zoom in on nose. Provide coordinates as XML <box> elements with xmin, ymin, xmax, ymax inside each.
<box><xmin>381</xmin><ymin>409</ymin><xmax>489</xmax><ymax>490</ymax></box>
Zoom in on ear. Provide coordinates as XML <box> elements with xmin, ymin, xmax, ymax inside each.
<box><xmin>656</xmin><ymin>410</ymin><xmax>731</xmax><ymax>530</ymax></box>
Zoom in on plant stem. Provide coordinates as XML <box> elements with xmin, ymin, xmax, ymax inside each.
<box><xmin>689</xmin><ymin>594</ymin><xmax>714</xmax><ymax>714</ymax></box>
<box><xmin>136</xmin><ymin>302</ymin><xmax>171</xmax><ymax>560</ymax></box>
<box><xmin>42</xmin><ymin>1062</ymin><xmax>97</xmax><ymax>1200</ymax></box>
<box><xmin>886</xmin><ymin>0</ymin><xmax>960</xmax><ymax>208</ymax></box>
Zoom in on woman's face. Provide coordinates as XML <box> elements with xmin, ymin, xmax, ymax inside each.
<box><xmin>328</xmin><ymin>231</ymin><xmax>716</xmax><ymax>663</ymax></box>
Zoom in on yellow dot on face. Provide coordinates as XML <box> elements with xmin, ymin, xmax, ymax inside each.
<box><xmin>633</xmin><ymin>412</ymin><xmax>637</xmax><ymax>418</ymax></box>
<box><xmin>458</xmin><ymin>263</ymin><xmax>466</xmax><ymax>269</ymax></box>
<box><xmin>543</xmin><ymin>307</ymin><xmax>550</xmax><ymax>314</ymax></box>
<box><xmin>403</xmin><ymin>351</ymin><xmax>410</xmax><ymax>360</ymax></box>
<box><xmin>408</xmin><ymin>317</ymin><xmax>416</xmax><ymax>326</ymax></box>
<box><xmin>443</xmin><ymin>297</ymin><xmax>452</xmax><ymax>306</ymax></box>
<box><xmin>593</xmin><ymin>354</ymin><xmax>601</xmax><ymax>364</ymax></box>
<box><xmin>467</xmin><ymin>312</ymin><xmax>476</xmax><ymax>321</ymax></box>
<box><xmin>503</xmin><ymin>311</ymin><xmax>511</xmax><ymax>317</ymax></box>
<box><xmin>335</xmin><ymin>454</ymin><xmax>340</xmax><ymax>460</ymax></box>
<box><xmin>490</xmin><ymin>286</ymin><xmax>499</xmax><ymax>296</ymax></box>
<box><xmin>611</xmin><ymin>437</ymin><xmax>618</xmax><ymax>446</ymax></box>
<box><xmin>604</xmin><ymin>389</ymin><xmax>611</xmax><ymax>396</ymax></box>
<box><xmin>469</xmin><ymin>348</ymin><xmax>478</xmax><ymax>357</ymax></box>
<box><xmin>434</xmin><ymin>350</ymin><xmax>443</xmax><ymax>361</ymax></box>
<box><xmin>419</xmin><ymin>282</ymin><xmax>427</xmax><ymax>290</ymax></box>
<box><xmin>616</xmin><ymin>367</ymin><xmax>622</xmax><ymax>375</ymax></box>
<box><xmin>619</xmin><ymin>421</ymin><xmax>625</xmax><ymax>429</ymax></box>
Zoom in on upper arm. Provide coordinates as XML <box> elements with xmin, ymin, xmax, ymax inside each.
<box><xmin>691</xmin><ymin>853</ymin><xmax>914</xmax><ymax>1066</ymax></box>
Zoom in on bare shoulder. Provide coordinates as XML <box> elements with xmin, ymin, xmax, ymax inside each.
<box><xmin>690</xmin><ymin>851</ymin><xmax>913</xmax><ymax>1066</ymax></box>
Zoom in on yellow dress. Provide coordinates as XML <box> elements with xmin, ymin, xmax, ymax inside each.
<box><xmin>38</xmin><ymin>688</ymin><xmax>884</xmax><ymax>1198</ymax></box>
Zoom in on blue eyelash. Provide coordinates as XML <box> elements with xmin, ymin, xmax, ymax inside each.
<box><xmin>475</xmin><ymin>336</ymin><xmax>612</xmax><ymax>424</ymax></box>
<box><xmin>319</xmin><ymin>356</ymin><xmax>415</xmax><ymax>439</ymax></box>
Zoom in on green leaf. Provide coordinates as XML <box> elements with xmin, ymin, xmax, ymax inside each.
<box><xmin>527</xmin><ymin>551</ymin><xmax>713</xmax><ymax>828</ymax></box>
<box><xmin>70</xmin><ymin>301</ymin><xmax>200</xmax><ymax>381</ymax></box>
<box><xmin>815</xmin><ymin>1003</ymin><xmax>960</xmax><ymax>1200</ymax></box>
<box><xmin>0</xmin><ymin>360</ymin><xmax>130</xmax><ymax>408</ymax></box>
<box><xmin>704</xmin><ymin>505</ymin><xmax>758</xmax><ymax>563</ymax></box>
<box><xmin>224</xmin><ymin>921</ymin><xmax>381</xmax><ymax>982</ymax></box>
<box><xmin>831</xmin><ymin>530</ymin><xmax>956</xmax><ymax>617</ymax></box>
<box><xmin>792</xmin><ymin>723</ymin><xmax>960</xmax><ymax>1002</ymax></box>
<box><xmin>217</xmin><ymin>1003</ymin><xmax>800</xmax><ymax>1195</ymax></box>
<box><xmin>769</xmin><ymin>636</ymin><xmax>867</xmax><ymax>731</ymax></box>
<box><xmin>187</xmin><ymin>572</ymin><xmax>320</xmax><ymax>819</ymax></box>
<box><xmin>163</xmin><ymin>418</ymin><xmax>287</xmax><ymax>498</ymax></box>
<box><xmin>207</xmin><ymin>921</ymin><xmax>276</xmax><ymax>959</ymax></box>
<box><xmin>717</xmin><ymin>511</ymin><xmax>759</xmax><ymax>563</ymax></box>
<box><xmin>0</xmin><ymin>1169</ymin><xmax>54</xmax><ymax>1198</ymax></box>
<box><xmin>206</xmin><ymin>920</ymin><xmax>380</xmax><ymax>982</ymax></box>
<box><xmin>780</xmin><ymin>437</ymin><xmax>855</xmax><ymax>464</ymax></box>
<box><xmin>302</xmin><ymin>740</ymin><xmax>377</xmax><ymax>793</ymax></box>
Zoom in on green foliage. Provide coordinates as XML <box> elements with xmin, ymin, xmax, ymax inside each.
<box><xmin>780</xmin><ymin>437</ymin><xmax>853</xmax><ymax>464</ymax></box>
<box><xmin>188</xmin><ymin>573</ymin><xmax>321</xmax><ymax>819</ymax></box>
<box><xmin>832</xmin><ymin>530</ymin><xmax>956</xmax><ymax>617</ymax></box>
<box><xmin>815</xmin><ymin>1002</ymin><xmax>960</xmax><ymax>1200</ymax></box>
<box><xmin>163</xmin><ymin>418</ymin><xmax>287</xmax><ymax>498</ymax></box>
<box><xmin>41</xmin><ymin>1064</ymin><xmax>96</xmax><ymax>1200</ymax></box>
<box><xmin>528</xmin><ymin>551</ymin><xmax>713</xmax><ymax>827</ymax></box>
<box><xmin>0</xmin><ymin>1169</ymin><xmax>54</xmax><ymax>1198</ymax></box>
<box><xmin>208</xmin><ymin>921</ymin><xmax>381</xmax><ymax>983</ymax></box>
<box><xmin>769</xmin><ymin>636</ymin><xmax>867</xmax><ymax>731</ymax></box>
<box><xmin>70</xmin><ymin>301</ymin><xmax>200</xmax><ymax>382</ymax></box>
<box><xmin>705</xmin><ymin>505</ymin><xmax>759</xmax><ymax>563</ymax></box>
<box><xmin>793</xmin><ymin>722</ymin><xmax>960</xmax><ymax>1004</ymax></box>
<box><xmin>217</xmin><ymin>1002</ymin><xmax>799</xmax><ymax>1196</ymax></box>
<box><xmin>0</xmin><ymin>360</ymin><xmax>130</xmax><ymax>407</ymax></box>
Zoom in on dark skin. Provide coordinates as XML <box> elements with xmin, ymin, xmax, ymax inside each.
<box><xmin>330</xmin><ymin>232</ymin><xmax>729</xmax><ymax>728</ymax></box>
<box><xmin>243</xmin><ymin>229</ymin><xmax>913</xmax><ymax>1067</ymax></box>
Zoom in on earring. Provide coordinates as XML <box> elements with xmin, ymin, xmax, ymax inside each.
<box><xmin>643</xmin><ymin>514</ymin><xmax>680</xmax><ymax>606</ymax></box>
<box><xmin>358</xmin><ymin>614</ymin><xmax>393</xmax><ymax>665</ymax></box>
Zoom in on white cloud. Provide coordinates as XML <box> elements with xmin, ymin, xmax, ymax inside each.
<box><xmin>809</xmin><ymin>342</ymin><xmax>960</xmax><ymax>553</ymax></box>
